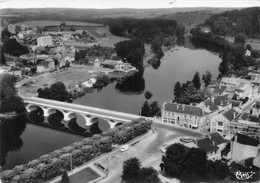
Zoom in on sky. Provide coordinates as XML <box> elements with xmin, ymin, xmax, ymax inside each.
<box><xmin>0</xmin><ymin>0</ymin><xmax>259</xmax><ymax>9</ymax></box>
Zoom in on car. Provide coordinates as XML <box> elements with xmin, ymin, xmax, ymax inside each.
<box><xmin>120</xmin><ymin>144</ymin><xmax>129</xmax><ymax>152</ymax></box>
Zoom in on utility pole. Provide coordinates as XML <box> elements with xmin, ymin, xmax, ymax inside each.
<box><xmin>70</xmin><ymin>154</ymin><xmax>73</xmax><ymax>172</ymax></box>
<box><xmin>106</xmin><ymin>155</ymin><xmax>109</xmax><ymax>177</ymax></box>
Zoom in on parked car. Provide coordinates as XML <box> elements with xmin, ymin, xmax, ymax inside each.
<box><xmin>120</xmin><ymin>144</ymin><xmax>129</xmax><ymax>152</ymax></box>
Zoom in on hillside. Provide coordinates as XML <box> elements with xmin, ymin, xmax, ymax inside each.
<box><xmin>203</xmin><ymin>7</ymin><xmax>260</xmax><ymax>37</ymax></box>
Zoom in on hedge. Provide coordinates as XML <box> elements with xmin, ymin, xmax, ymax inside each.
<box><xmin>1</xmin><ymin>118</ymin><xmax>152</xmax><ymax>183</ymax></box>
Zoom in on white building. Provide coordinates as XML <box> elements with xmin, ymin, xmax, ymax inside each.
<box><xmin>37</xmin><ymin>36</ymin><xmax>53</xmax><ymax>47</ymax></box>
<box><xmin>161</xmin><ymin>102</ymin><xmax>207</xmax><ymax>131</ymax></box>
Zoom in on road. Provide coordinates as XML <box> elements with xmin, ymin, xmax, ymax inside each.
<box><xmin>97</xmin><ymin>125</ymin><xmax>202</xmax><ymax>183</ymax></box>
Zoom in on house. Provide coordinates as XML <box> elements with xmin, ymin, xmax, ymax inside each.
<box><xmin>37</xmin><ymin>36</ymin><xmax>53</xmax><ymax>47</ymax></box>
<box><xmin>220</xmin><ymin>77</ymin><xmax>241</xmax><ymax>87</ymax></box>
<box><xmin>231</xmin><ymin>133</ymin><xmax>260</xmax><ymax>163</ymax></box>
<box><xmin>210</xmin><ymin>108</ymin><xmax>239</xmax><ymax>136</ymax></box>
<box><xmin>8</xmin><ymin>67</ymin><xmax>22</xmax><ymax>77</ymax></box>
<box><xmin>93</xmin><ymin>58</ymin><xmax>102</xmax><ymax>67</ymax></box>
<box><xmin>245</xmin><ymin>49</ymin><xmax>251</xmax><ymax>57</ymax></box>
<box><xmin>201</xmin><ymin>26</ymin><xmax>211</xmax><ymax>33</ymax></box>
<box><xmin>195</xmin><ymin>134</ymin><xmax>220</xmax><ymax>161</ymax></box>
<box><xmin>101</xmin><ymin>59</ymin><xmax>119</xmax><ymax>68</ymax></box>
<box><xmin>82</xmin><ymin>78</ymin><xmax>97</xmax><ymax>88</ymax></box>
<box><xmin>115</xmin><ymin>60</ymin><xmax>134</xmax><ymax>71</ymax></box>
<box><xmin>161</xmin><ymin>102</ymin><xmax>207</xmax><ymax>131</ymax></box>
<box><xmin>36</xmin><ymin>59</ymin><xmax>55</xmax><ymax>73</ymax></box>
<box><xmin>17</xmin><ymin>32</ymin><xmax>24</xmax><ymax>39</ymax></box>
<box><xmin>211</xmin><ymin>95</ymin><xmax>232</xmax><ymax>111</ymax></box>
<box><xmin>230</xmin><ymin>101</ymin><xmax>260</xmax><ymax>140</ymax></box>
<box><xmin>234</xmin><ymin>81</ymin><xmax>253</xmax><ymax>99</ymax></box>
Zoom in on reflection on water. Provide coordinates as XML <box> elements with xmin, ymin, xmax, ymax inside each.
<box><xmin>0</xmin><ymin>115</ymin><xmax>27</xmax><ymax>170</ymax></box>
<box><xmin>74</xmin><ymin>39</ymin><xmax>221</xmax><ymax>114</ymax></box>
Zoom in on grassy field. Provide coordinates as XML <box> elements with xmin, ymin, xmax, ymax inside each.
<box><xmin>15</xmin><ymin>20</ymin><xmax>103</xmax><ymax>27</ymax></box>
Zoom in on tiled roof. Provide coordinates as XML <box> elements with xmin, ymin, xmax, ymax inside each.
<box><xmin>203</xmin><ymin>99</ymin><xmax>219</xmax><ymax>112</ymax></box>
<box><xmin>209</xmin><ymin>79</ymin><xmax>220</xmax><ymax>86</ymax></box>
<box><xmin>164</xmin><ymin>103</ymin><xmax>204</xmax><ymax>116</ymax></box>
<box><xmin>209</xmin><ymin>132</ymin><xmax>226</xmax><ymax>145</ymax></box>
<box><xmin>214</xmin><ymin>95</ymin><xmax>230</xmax><ymax>106</ymax></box>
<box><xmin>230</xmin><ymin>100</ymin><xmax>242</xmax><ymax>107</ymax></box>
<box><xmin>197</xmin><ymin>138</ymin><xmax>219</xmax><ymax>153</ymax></box>
<box><xmin>207</xmin><ymin>85</ymin><xmax>227</xmax><ymax>95</ymax></box>
<box><xmin>233</xmin><ymin>133</ymin><xmax>259</xmax><ymax>146</ymax></box>
<box><xmin>235</xmin><ymin>82</ymin><xmax>247</xmax><ymax>91</ymax></box>
<box><xmin>223</xmin><ymin>108</ymin><xmax>239</xmax><ymax>121</ymax></box>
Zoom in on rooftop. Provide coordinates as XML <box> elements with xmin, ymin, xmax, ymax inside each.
<box><xmin>233</xmin><ymin>133</ymin><xmax>259</xmax><ymax>146</ymax></box>
<box><xmin>196</xmin><ymin>138</ymin><xmax>219</xmax><ymax>153</ymax></box>
<box><xmin>213</xmin><ymin>95</ymin><xmax>230</xmax><ymax>107</ymax></box>
<box><xmin>164</xmin><ymin>103</ymin><xmax>204</xmax><ymax>116</ymax></box>
<box><xmin>223</xmin><ymin>108</ymin><xmax>239</xmax><ymax>121</ymax></box>
<box><xmin>209</xmin><ymin>132</ymin><xmax>226</xmax><ymax>146</ymax></box>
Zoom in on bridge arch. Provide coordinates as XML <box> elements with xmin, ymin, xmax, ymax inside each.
<box><xmin>47</xmin><ymin>109</ymin><xmax>65</xmax><ymax>127</ymax></box>
<box><xmin>26</xmin><ymin>104</ymin><xmax>44</xmax><ymax>123</ymax></box>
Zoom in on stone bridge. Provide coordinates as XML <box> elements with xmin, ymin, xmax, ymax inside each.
<box><xmin>23</xmin><ymin>97</ymin><xmax>142</xmax><ymax>131</ymax></box>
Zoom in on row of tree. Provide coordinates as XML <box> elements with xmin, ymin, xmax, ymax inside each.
<box><xmin>140</xmin><ymin>101</ymin><xmax>161</xmax><ymax>117</ymax></box>
<box><xmin>0</xmin><ymin>119</ymin><xmax>153</xmax><ymax>183</ymax></box>
<box><xmin>160</xmin><ymin>143</ymin><xmax>230</xmax><ymax>181</ymax></box>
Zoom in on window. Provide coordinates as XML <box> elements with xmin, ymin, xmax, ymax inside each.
<box><xmin>218</xmin><ymin>121</ymin><xmax>223</xmax><ymax>126</ymax></box>
<box><xmin>217</xmin><ymin>129</ymin><xmax>223</xmax><ymax>132</ymax></box>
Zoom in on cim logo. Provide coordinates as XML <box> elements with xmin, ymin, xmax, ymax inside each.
<box><xmin>235</xmin><ymin>170</ymin><xmax>255</xmax><ymax>180</ymax></box>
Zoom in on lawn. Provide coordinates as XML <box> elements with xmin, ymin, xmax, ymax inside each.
<box><xmin>57</xmin><ymin>167</ymin><xmax>100</xmax><ymax>183</ymax></box>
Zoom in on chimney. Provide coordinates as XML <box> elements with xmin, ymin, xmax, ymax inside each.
<box><xmin>212</xmin><ymin>141</ymin><xmax>215</xmax><ymax>146</ymax></box>
<box><xmin>233</xmin><ymin>112</ymin><xmax>236</xmax><ymax>119</ymax></box>
<box><xmin>211</xmin><ymin>96</ymin><xmax>215</xmax><ymax>103</ymax></box>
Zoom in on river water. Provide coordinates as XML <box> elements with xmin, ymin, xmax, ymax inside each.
<box><xmin>1</xmin><ymin>38</ymin><xmax>221</xmax><ymax>171</ymax></box>
<box><xmin>73</xmin><ymin>39</ymin><xmax>221</xmax><ymax>114</ymax></box>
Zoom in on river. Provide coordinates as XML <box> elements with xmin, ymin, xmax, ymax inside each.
<box><xmin>73</xmin><ymin>39</ymin><xmax>221</xmax><ymax>114</ymax></box>
<box><xmin>0</xmin><ymin>38</ymin><xmax>221</xmax><ymax>171</ymax></box>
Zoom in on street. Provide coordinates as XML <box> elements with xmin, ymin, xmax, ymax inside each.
<box><xmin>98</xmin><ymin>124</ymin><xmax>202</xmax><ymax>183</ymax></box>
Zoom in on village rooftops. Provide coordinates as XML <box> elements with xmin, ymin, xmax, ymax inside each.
<box><xmin>200</xmin><ymin>99</ymin><xmax>219</xmax><ymax>112</ymax></box>
<box><xmin>164</xmin><ymin>103</ymin><xmax>204</xmax><ymax>116</ymax></box>
<box><xmin>220</xmin><ymin>77</ymin><xmax>241</xmax><ymax>86</ymax></box>
<box><xmin>213</xmin><ymin>95</ymin><xmax>230</xmax><ymax>107</ymax></box>
<box><xmin>208</xmin><ymin>132</ymin><xmax>226</xmax><ymax>146</ymax></box>
<box><xmin>196</xmin><ymin>137</ymin><xmax>219</xmax><ymax>153</ymax></box>
<box><xmin>222</xmin><ymin>108</ymin><xmax>239</xmax><ymax>121</ymax></box>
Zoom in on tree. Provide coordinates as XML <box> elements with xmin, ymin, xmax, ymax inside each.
<box><xmin>82</xmin><ymin>30</ymin><xmax>87</xmax><ymax>37</ymax></box>
<box><xmin>144</xmin><ymin>91</ymin><xmax>153</xmax><ymax>100</ymax></box>
<box><xmin>202</xmin><ymin>71</ymin><xmax>212</xmax><ymax>86</ymax></box>
<box><xmin>182</xmin><ymin>148</ymin><xmax>207</xmax><ymax>180</ymax></box>
<box><xmin>0</xmin><ymin>46</ymin><xmax>6</xmax><ymax>65</ymax></box>
<box><xmin>61</xmin><ymin>170</ymin><xmax>70</xmax><ymax>183</ymax></box>
<box><xmin>122</xmin><ymin>157</ymin><xmax>141</xmax><ymax>183</ymax></box>
<box><xmin>0</xmin><ymin>74</ymin><xmax>25</xmax><ymax>113</ymax></box>
<box><xmin>206</xmin><ymin>160</ymin><xmax>229</xmax><ymax>181</ymax></box>
<box><xmin>37</xmin><ymin>82</ymin><xmax>72</xmax><ymax>102</ymax></box>
<box><xmin>234</xmin><ymin>33</ymin><xmax>246</xmax><ymax>45</ymax></box>
<box><xmin>161</xmin><ymin>143</ymin><xmax>186</xmax><ymax>178</ymax></box>
<box><xmin>139</xmin><ymin>167</ymin><xmax>160</xmax><ymax>183</ymax></box>
<box><xmin>173</xmin><ymin>81</ymin><xmax>182</xmax><ymax>100</ymax></box>
<box><xmin>192</xmin><ymin>71</ymin><xmax>201</xmax><ymax>89</ymax></box>
<box><xmin>150</xmin><ymin>101</ymin><xmax>161</xmax><ymax>117</ymax></box>
<box><xmin>140</xmin><ymin>101</ymin><xmax>151</xmax><ymax>117</ymax></box>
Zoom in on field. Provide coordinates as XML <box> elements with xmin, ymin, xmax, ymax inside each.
<box><xmin>18</xmin><ymin>65</ymin><xmax>94</xmax><ymax>97</ymax></box>
<box><xmin>15</xmin><ymin>20</ymin><xmax>103</xmax><ymax>27</ymax></box>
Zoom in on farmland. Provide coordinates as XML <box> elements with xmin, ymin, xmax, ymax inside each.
<box><xmin>15</xmin><ymin>20</ymin><xmax>104</xmax><ymax>27</ymax></box>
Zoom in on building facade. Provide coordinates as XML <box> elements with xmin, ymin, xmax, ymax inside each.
<box><xmin>37</xmin><ymin>36</ymin><xmax>53</xmax><ymax>47</ymax></box>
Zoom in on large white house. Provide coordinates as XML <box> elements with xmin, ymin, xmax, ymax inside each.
<box><xmin>37</xmin><ymin>36</ymin><xmax>53</xmax><ymax>47</ymax></box>
<box><xmin>161</xmin><ymin>102</ymin><xmax>207</xmax><ymax>131</ymax></box>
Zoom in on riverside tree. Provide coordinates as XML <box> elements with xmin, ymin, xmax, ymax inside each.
<box><xmin>202</xmin><ymin>71</ymin><xmax>212</xmax><ymax>86</ymax></box>
<box><xmin>192</xmin><ymin>71</ymin><xmax>201</xmax><ymax>89</ymax></box>
<box><xmin>0</xmin><ymin>74</ymin><xmax>25</xmax><ymax>113</ymax></box>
